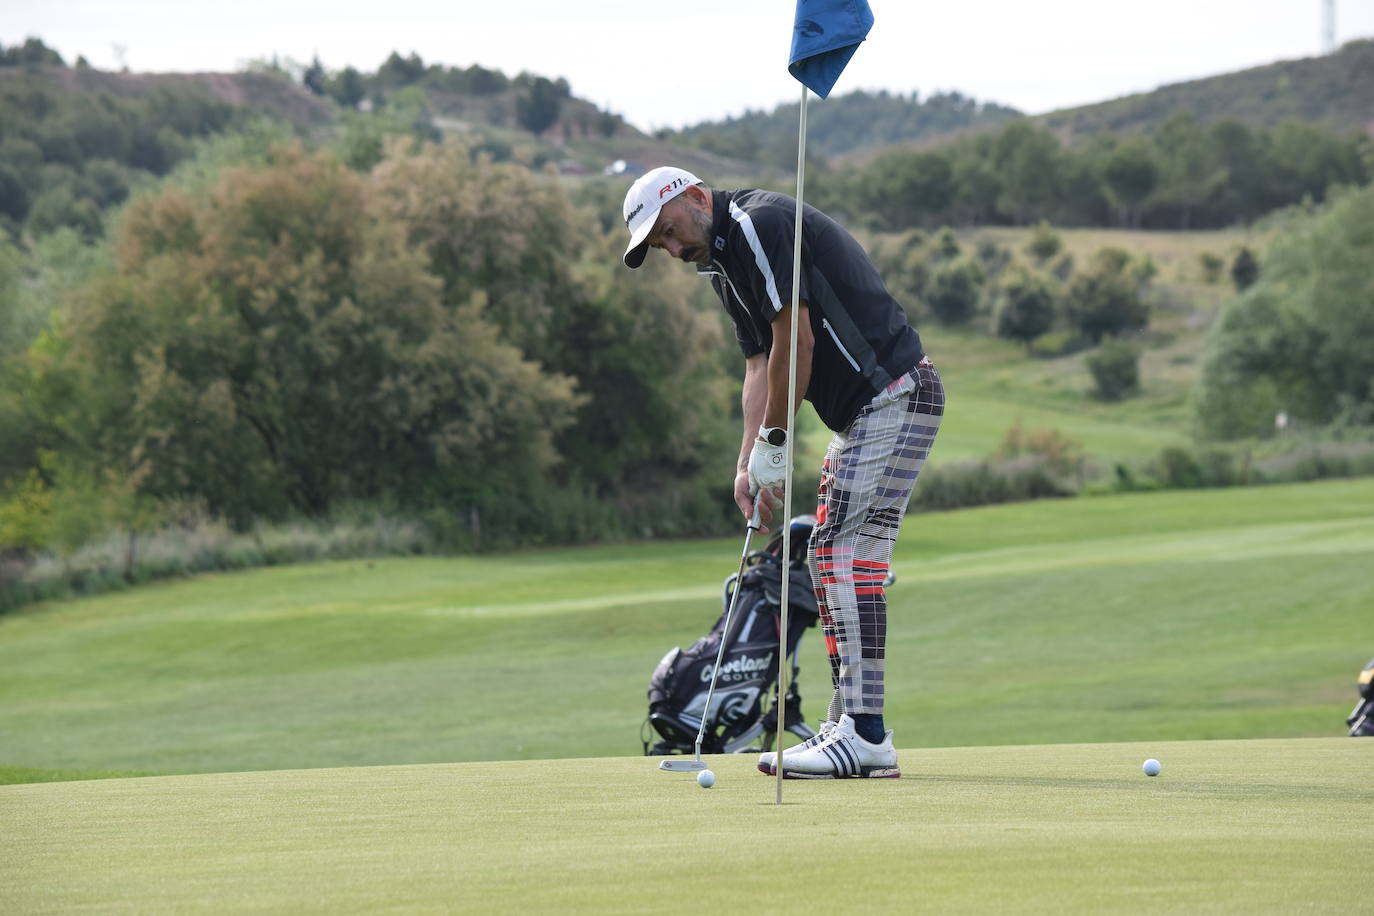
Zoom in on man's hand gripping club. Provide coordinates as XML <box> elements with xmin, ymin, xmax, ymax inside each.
<box><xmin>736</xmin><ymin>428</ymin><xmax>786</xmax><ymax>531</ymax></box>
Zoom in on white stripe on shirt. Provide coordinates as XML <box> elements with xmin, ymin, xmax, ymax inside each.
<box><xmin>728</xmin><ymin>200</ymin><xmax>784</xmax><ymax>316</ymax></box>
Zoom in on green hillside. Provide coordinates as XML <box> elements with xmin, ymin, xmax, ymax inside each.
<box><xmin>1041</xmin><ymin>38</ymin><xmax>1374</xmax><ymax>141</ymax></box>
<box><xmin>664</xmin><ymin>39</ymin><xmax>1374</xmax><ymax>169</ymax></box>
<box><xmin>667</xmin><ymin>89</ymin><xmax>1022</xmax><ymax>168</ymax></box>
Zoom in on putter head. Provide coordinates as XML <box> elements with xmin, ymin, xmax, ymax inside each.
<box><xmin>658</xmin><ymin>759</ymin><xmax>708</xmax><ymax>772</ymax></box>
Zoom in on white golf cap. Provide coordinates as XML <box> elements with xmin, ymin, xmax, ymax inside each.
<box><xmin>621</xmin><ymin>166</ymin><xmax>702</xmax><ymax>268</ymax></box>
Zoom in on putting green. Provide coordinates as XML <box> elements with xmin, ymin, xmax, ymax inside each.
<box><xmin>4</xmin><ymin>738</ymin><xmax>1370</xmax><ymax>913</ymax></box>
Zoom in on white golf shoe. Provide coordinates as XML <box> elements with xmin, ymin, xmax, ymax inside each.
<box><xmin>776</xmin><ymin>714</ymin><xmax>900</xmax><ymax>779</ymax></box>
<box><xmin>756</xmin><ymin>720</ymin><xmax>836</xmax><ymax>775</ymax></box>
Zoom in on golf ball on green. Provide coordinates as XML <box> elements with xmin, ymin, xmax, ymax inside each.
<box><xmin>1143</xmin><ymin>758</ymin><xmax>1161</xmax><ymax>776</ymax></box>
<box><xmin>697</xmin><ymin>769</ymin><xmax>715</xmax><ymax>788</ymax></box>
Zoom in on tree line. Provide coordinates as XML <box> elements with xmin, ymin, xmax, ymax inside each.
<box><xmin>809</xmin><ymin>115</ymin><xmax>1370</xmax><ymax>231</ymax></box>
<box><xmin>0</xmin><ymin>41</ymin><xmax>247</xmax><ymax>240</ymax></box>
<box><xmin>668</xmin><ymin>89</ymin><xmax>1022</xmax><ymax>170</ymax></box>
<box><xmin>299</xmin><ymin>49</ymin><xmax>612</xmax><ymax>138</ymax></box>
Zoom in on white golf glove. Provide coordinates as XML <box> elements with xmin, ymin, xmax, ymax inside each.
<box><xmin>748</xmin><ymin>436</ymin><xmax>787</xmax><ymax>493</ymax></box>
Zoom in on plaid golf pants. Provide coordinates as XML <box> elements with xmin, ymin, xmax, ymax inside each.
<box><xmin>809</xmin><ymin>361</ymin><xmax>944</xmax><ymax>718</ymax></box>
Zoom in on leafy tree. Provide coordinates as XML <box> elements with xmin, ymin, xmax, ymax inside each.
<box><xmin>1024</xmin><ymin>221</ymin><xmax>1062</xmax><ymax>264</ymax></box>
<box><xmin>992</xmin><ymin>121</ymin><xmax>1061</xmax><ymax>223</ymax></box>
<box><xmin>1064</xmin><ymin>248</ymin><xmax>1151</xmax><ymax>342</ymax></box>
<box><xmin>853</xmin><ymin>149</ymin><xmax>954</xmax><ymax>230</ymax></box>
<box><xmin>376</xmin><ymin>51</ymin><xmax>426</xmax><ymax>89</ymax></box>
<box><xmin>1085</xmin><ymin>338</ymin><xmax>1140</xmax><ymax>401</ymax></box>
<box><xmin>1267</xmin><ymin>121</ymin><xmax>1368</xmax><ymax>208</ymax></box>
<box><xmin>1206</xmin><ymin>121</ymin><xmax>1274</xmax><ymax>222</ymax></box>
<box><xmin>0</xmin><ymin>162</ymin><xmax>29</xmax><ymax>223</ymax></box>
<box><xmin>1150</xmin><ymin>114</ymin><xmax>1225</xmax><ymax>229</ymax></box>
<box><xmin>302</xmin><ymin>56</ymin><xmax>327</xmax><ymax>96</ymax></box>
<box><xmin>0</xmin><ymin>239</ymin><xmax>25</xmax><ymax>358</ymax></box>
<box><xmin>369</xmin><ymin>143</ymin><xmax>732</xmax><ymax>512</ymax></box>
<box><xmin>369</xmin><ymin>141</ymin><xmax>584</xmax><ymax>354</ymax></box>
<box><xmin>1199</xmin><ymin>251</ymin><xmax>1225</xmax><ymax>283</ymax></box>
<box><xmin>1197</xmin><ymin>185</ymin><xmax>1374</xmax><ymax>437</ymax></box>
<box><xmin>931</xmin><ymin>226</ymin><xmax>960</xmax><ymax>260</ymax></box>
<box><xmin>1231</xmin><ymin>247</ymin><xmax>1259</xmax><ymax>291</ymax></box>
<box><xmin>949</xmin><ymin>133</ymin><xmax>1001</xmax><ymax>224</ymax></box>
<box><xmin>994</xmin><ymin>268</ymin><xmax>1057</xmax><ymax>350</ymax></box>
<box><xmin>463</xmin><ymin>64</ymin><xmax>508</xmax><ymax>95</ymax></box>
<box><xmin>515</xmin><ymin>77</ymin><xmax>562</xmax><ymax>134</ymax></box>
<box><xmin>25</xmin><ymin>185</ymin><xmax>103</xmax><ymax>239</ymax></box>
<box><xmin>1102</xmin><ymin>141</ymin><xmax>1159</xmax><ymax>227</ymax></box>
<box><xmin>47</xmin><ymin>146</ymin><xmax>580</xmax><ymax>522</ymax></box>
<box><xmin>0</xmin><ymin>469</ymin><xmax>50</xmax><ymax>550</ymax></box>
<box><xmin>0</xmin><ymin>38</ymin><xmax>64</xmax><ymax>67</ymax></box>
<box><xmin>926</xmin><ymin>257</ymin><xmax>984</xmax><ymax>325</ymax></box>
<box><xmin>327</xmin><ymin>66</ymin><xmax>366</xmax><ymax>109</ymax></box>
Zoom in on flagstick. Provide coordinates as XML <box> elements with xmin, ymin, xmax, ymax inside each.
<box><xmin>776</xmin><ymin>83</ymin><xmax>809</xmax><ymax>806</ymax></box>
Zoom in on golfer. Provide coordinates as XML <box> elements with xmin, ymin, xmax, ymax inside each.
<box><xmin>622</xmin><ymin>166</ymin><xmax>944</xmax><ymax>778</ymax></box>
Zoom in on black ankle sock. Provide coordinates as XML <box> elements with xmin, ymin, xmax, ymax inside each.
<box><xmin>850</xmin><ymin>713</ymin><xmax>885</xmax><ymax>744</ymax></box>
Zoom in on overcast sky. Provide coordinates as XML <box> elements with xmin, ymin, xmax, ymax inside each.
<box><xmin>5</xmin><ymin>0</ymin><xmax>1373</xmax><ymax>131</ymax></box>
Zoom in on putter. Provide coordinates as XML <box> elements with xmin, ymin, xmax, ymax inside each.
<box><xmin>659</xmin><ymin>500</ymin><xmax>764</xmax><ymax>773</ymax></box>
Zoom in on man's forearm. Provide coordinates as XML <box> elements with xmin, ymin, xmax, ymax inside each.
<box><xmin>739</xmin><ymin>355</ymin><xmax>769</xmax><ymax>471</ymax></box>
<box><xmin>763</xmin><ymin>302</ymin><xmax>813</xmax><ymax>429</ymax></box>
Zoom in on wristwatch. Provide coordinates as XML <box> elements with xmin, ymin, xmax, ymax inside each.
<box><xmin>759</xmin><ymin>426</ymin><xmax>787</xmax><ymax>446</ymax></box>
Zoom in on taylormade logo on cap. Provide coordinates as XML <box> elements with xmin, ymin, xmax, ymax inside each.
<box><xmin>621</xmin><ymin>166</ymin><xmax>702</xmax><ymax>268</ymax></box>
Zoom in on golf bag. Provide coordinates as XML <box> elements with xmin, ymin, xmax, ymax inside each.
<box><xmin>1347</xmin><ymin>657</ymin><xmax>1374</xmax><ymax>737</ymax></box>
<box><xmin>643</xmin><ymin>516</ymin><xmax>821</xmax><ymax>756</ymax></box>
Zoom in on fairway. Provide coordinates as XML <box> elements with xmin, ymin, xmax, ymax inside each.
<box><xmin>2</xmin><ymin>479</ymin><xmax>1373</xmax><ymax>781</ymax></box>
<box><xmin>4</xmin><ymin>738</ymin><xmax>1371</xmax><ymax>913</ymax></box>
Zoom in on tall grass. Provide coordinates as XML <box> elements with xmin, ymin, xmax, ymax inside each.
<box><xmin>0</xmin><ymin>509</ymin><xmax>433</xmax><ymax>613</ymax></box>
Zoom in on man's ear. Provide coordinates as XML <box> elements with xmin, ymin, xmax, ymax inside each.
<box><xmin>681</xmin><ymin>184</ymin><xmax>709</xmax><ymax>208</ymax></box>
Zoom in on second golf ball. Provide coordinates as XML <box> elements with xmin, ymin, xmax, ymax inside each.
<box><xmin>1143</xmin><ymin>758</ymin><xmax>1161</xmax><ymax>776</ymax></box>
<box><xmin>697</xmin><ymin>769</ymin><xmax>715</xmax><ymax>788</ymax></box>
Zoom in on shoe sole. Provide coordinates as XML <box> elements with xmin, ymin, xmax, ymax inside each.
<box><xmin>759</xmin><ymin>764</ymin><xmax>901</xmax><ymax>778</ymax></box>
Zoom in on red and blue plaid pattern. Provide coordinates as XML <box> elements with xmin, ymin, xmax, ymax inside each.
<box><xmin>809</xmin><ymin>363</ymin><xmax>944</xmax><ymax>717</ymax></box>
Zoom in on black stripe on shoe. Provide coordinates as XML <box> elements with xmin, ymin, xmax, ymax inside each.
<box><xmin>823</xmin><ymin>740</ymin><xmax>857</xmax><ymax>777</ymax></box>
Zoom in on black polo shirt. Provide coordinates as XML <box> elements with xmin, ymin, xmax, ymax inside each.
<box><xmin>697</xmin><ymin>188</ymin><xmax>925</xmax><ymax>432</ymax></box>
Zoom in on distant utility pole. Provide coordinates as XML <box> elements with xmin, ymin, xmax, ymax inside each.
<box><xmin>1323</xmin><ymin>0</ymin><xmax>1336</xmax><ymax>54</ymax></box>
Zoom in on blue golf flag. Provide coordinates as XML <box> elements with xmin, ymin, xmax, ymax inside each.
<box><xmin>788</xmin><ymin>0</ymin><xmax>874</xmax><ymax>99</ymax></box>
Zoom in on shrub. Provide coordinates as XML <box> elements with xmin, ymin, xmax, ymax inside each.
<box><xmin>1025</xmin><ymin>220</ymin><xmax>1062</xmax><ymax>263</ymax></box>
<box><xmin>911</xmin><ymin>457</ymin><xmax>1073</xmax><ymax>512</ymax></box>
<box><xmin>1086</xmin><ymin>338</ymin><xmax>1140</xmax><ymax>401</ymax></box>
<box><xmin>993</xmin><ymin>420</ymin><xmax>1084</xmax><ymax>477</ymax></box>
<box><xmin>926</xmin><ymin>257</ymin><xmax>984</xmax><ymax>325</ymax></box>
<box><xmin>994</xmin><ymin>269</ymin><xmax>1057</xmax><ymax>350</ymax></box>
<box><xmin>1231</xmin><ymin>247</ymin><xmax>1259</xmax><ymax>291</ymax></box>
<box><xmin>1065</xmin><ymin>247</ymin><xmax>1151</xmax><ymax>342</ymax></box>
<box><xmin>1199</xmin><ymin>251</ymin><xmax>1224</xmax><ymax>283</ymax></box>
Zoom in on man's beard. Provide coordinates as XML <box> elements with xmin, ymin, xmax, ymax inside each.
<box><xmin>678</xmin><ymin>205</ymin><xmax>713</xmax><ymax>263</ymax></box>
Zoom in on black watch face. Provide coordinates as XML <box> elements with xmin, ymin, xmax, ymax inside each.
<box><xmin>767</xmin><ymin>428</ymin><xmax>786</xmax><ymax>446</ymax></box>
